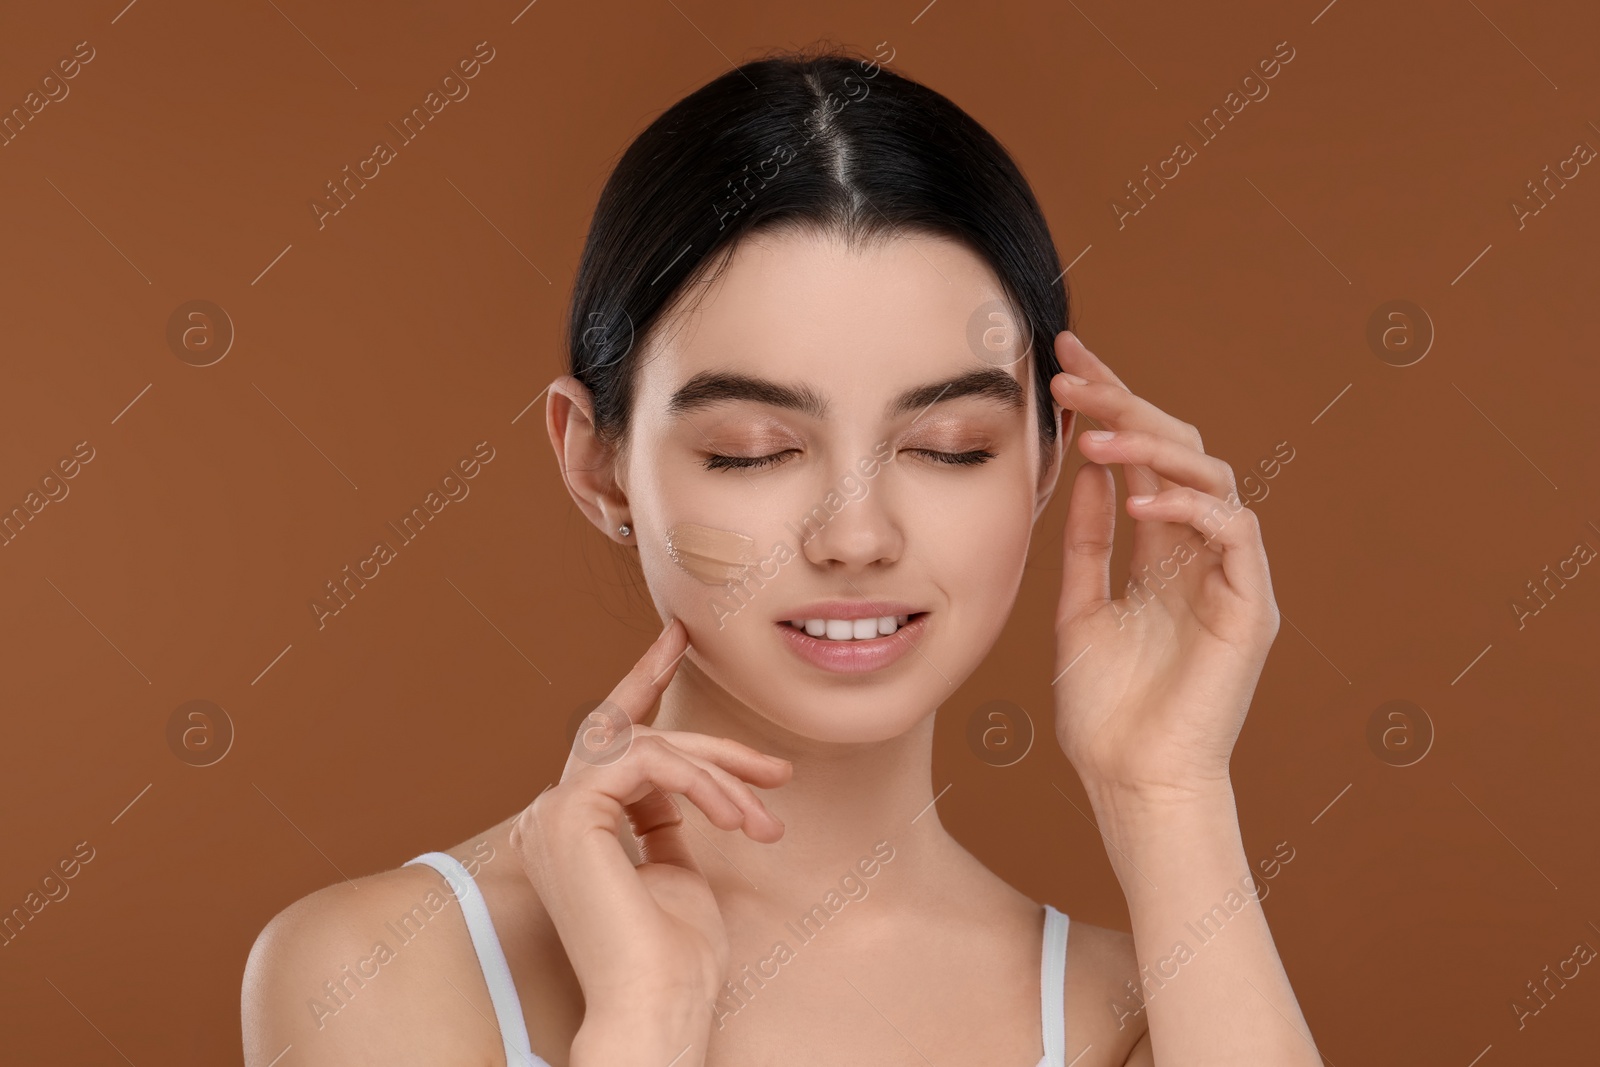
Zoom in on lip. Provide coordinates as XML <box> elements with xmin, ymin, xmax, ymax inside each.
<box><xmin>776</xmin><ymin>612</ymin><xmax>930</xmax><ymax>674</ymax></box>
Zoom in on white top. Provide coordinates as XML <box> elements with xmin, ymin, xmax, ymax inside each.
<box><xmin>405</xmin><ymin>850</ymin><xmax>1072</xmax><ymax>1066</ymax></box>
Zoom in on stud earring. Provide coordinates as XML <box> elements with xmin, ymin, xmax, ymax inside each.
<box><xmin>618</xmin><ymin>524</ymin><xmax>631</xmax><ymax>537</ymax></box>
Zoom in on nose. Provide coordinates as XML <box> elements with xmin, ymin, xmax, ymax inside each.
<box><xmin>791</xmin><ymin>464</ymin><xmax>904</xmax><ymax>572</ymax></box>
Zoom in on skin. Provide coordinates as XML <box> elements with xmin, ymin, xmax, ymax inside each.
<box><xmin>241</xmin><ymin>230</ymin><xmax>1318</xmax><ymax>1065</ymax></box>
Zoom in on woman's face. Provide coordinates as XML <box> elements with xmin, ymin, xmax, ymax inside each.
<box><xmin>615</xmin><ymin>228</ymin><xmax>1062</xmax><ymax>744</ymax></box>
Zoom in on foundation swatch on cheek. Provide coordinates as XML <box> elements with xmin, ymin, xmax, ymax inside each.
<box><xmin>665</xmin><ymin>522</ymin><xmax>756</xmax><ymax>584</ymax></box>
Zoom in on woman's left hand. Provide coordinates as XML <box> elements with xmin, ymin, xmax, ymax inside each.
<box><xmin>1046</xmin><ymin>330</ymin><xmax>1281</xmax><ymax>800</ymax></box>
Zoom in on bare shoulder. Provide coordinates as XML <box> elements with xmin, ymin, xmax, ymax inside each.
<box><xmin>241</xmin><ymin>845</ymin><xmax>504</xmax><ymax>1066</ymax></box>
<box><xmin>1062</xmin><ymin>920</ymin><xmax>1149</xmax><ymax>1066</ymax></box>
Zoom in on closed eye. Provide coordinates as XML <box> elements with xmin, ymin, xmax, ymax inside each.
<box><xmin>702</xmin><ymin>450</ymin><xmax>797</xmax><ymax>472</ymax></box>
<box><xmin>918</xmin><ymin>448</ymin><xmax>996</xmax><ymax>466</ymax></box>
<box><xmin>701</xmin><ymin>448</ymin><xmax>995</xmax><ymax>471</ymax></box>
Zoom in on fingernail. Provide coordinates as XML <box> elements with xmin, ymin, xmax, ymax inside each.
<box><xmin>1087</xmin><ymin>429</ymin><xmax>1115</xmax><ymax>441</ymax></box>
<box><xmin>1060</xmin><ymin>373</ymin><xmax>1089</xmax><ymax>386</ymax></box>
<box><xmin>1129</xmin><ymin>494</ymin><xmax>1155</xmax><ymax>505</ymax></box>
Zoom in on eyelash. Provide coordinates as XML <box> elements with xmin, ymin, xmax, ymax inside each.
<box><xmin>701</xmin><ymin>448</ymin><xmax>996</xmax><ymax>472</ymax></box>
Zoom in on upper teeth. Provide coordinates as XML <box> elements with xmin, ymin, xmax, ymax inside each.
<box><xmin>787</xmin><ymin>615</ymin><xmax>912</xmax><ymax>640</ymax></box>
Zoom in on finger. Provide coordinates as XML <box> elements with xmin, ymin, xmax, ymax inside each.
<box><xmin>604</xmin><ymin>734</ymin><xmax>750</xmax><ymax>832</ymax></box>
<box><xmin>646</xmin><ymin>728</ymin><xmax>793</xmax><ymax>789</ymax></box>
<box><xmin>1050</xmin><ymin>375</ymin><xmax>1202</xmax><ymax>463</ymax></box>
<box><xmin>624</xmin><ymin>784</ymin><xmax>705</xmax><ymax>872</ymax></box>
<box><xmin>611</xmin><ymin>738</ymin><xmax>781</xmax><ymax>868</ymax></box>
<box><xmin>562</xmin><ymin>618</ymin><xmax>689</xmax><ymax>780</ymax></box>
<box><xmin>540</xmin><ymin>734</ymin><xmax>755</xmax><ymax>897</ymax></box>
<box><xmin>1048</xmin><ymin>340</ymin><xmax>1200</xmax><ymax>567</ymax></box>
<box><xmin>595</xmin><ymin>740</ymin><xmax>786</xmax><ymax>885</ymax></box>
<box><xmin>1125</xmin><ymin>487</ymin><xmax>1278</xmax><ymax>615</ymax></box>
<box><xmin>1052</xmin><ymin>402</ymin><xmax>1174</xmax><ymax>580</ymax></box>
<box><xmin>1058</xmin><ymin>329</ymin><xmax>1131</xmax><ymax>391</ymax></box>
<box><xmin>613</xmin><ymin>618</ymin><xmax>689</xmax><ymax>725</ymax></box>
<box><xmin>639</xmin><ymin>729</ymin><xmax>790</xmax><ymax>843</ymax></box>
<box><xmin>1058</xmin><ymin>461</ymin><xmax>1116</xmax><ymax>627</ymax></box>
<box><xmin>1049</xmin><ymin>380</ymin><xmax>1164</xmax><ymax>506</ymax></box>
<box><xmin>1077</xmin><ymin>428</ymin><xmax>1237</xmax><ymax>502</ymax></box>
<box><xmin>663</xmin><ymin>750</ymin><xmax>786</xmax><ymax>844</ymax></box>
<box><xmin>564</xmin><ymin>722</ymin><xmax>791</xmax><ymax>838</ymax></box>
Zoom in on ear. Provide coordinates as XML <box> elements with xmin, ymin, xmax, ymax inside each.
<box><xmin>1032</xmin><ymin>391</ymin><xmax>1075</xmax><ymax>524</ymax></box>
<box><xmin>545</xmin><ymin>375</ymin><xmax>632</xmax><ymax>545</ymax></box>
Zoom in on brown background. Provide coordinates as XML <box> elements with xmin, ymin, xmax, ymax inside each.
<box><xmin>2</xmin><ymin>0</ymin><xmax>1597</xmax><ymax>1062</ymax></box>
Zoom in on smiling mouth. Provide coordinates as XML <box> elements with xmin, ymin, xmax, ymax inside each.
<box><xmin>780</xmin><ymin>612</ymin><xmax>927</xmax><ymax>641</ymax></box>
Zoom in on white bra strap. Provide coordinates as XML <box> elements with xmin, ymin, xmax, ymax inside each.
<box><xmin>1041</xmin><ymin>904</ymin><xmax>1070</xmax><ymax>1067</ymax></box>
<box><xmin>404</xmin><ymin>851</ymin><xmax>536</xmax><ymax>1064</ymax></box>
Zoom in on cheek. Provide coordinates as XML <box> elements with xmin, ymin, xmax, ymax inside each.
<box><xmin>634</xmin><ymin>484</ymin><xmax>792</xmax><ymax>630</ymax></box>
<box><xmin>637</xmin><ymin>524</ymin><xmax>752</xmax><ymax>626</ymax></box>
<box><xmin>911</xmin><ymin>465</ymin><xmax>1035</xmax><ymax>632</ymax></box>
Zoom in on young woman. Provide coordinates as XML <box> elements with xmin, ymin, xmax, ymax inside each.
<box><xmin>243</xmin><ymin>44</ymin><xmax>1319</xmax><ymax>1066</ymax></box>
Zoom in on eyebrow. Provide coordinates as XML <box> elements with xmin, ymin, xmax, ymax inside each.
<box><xmin>665</xmin><ymin>366</ymin><xmax>1026</xmax><ymax>422</ymax></box>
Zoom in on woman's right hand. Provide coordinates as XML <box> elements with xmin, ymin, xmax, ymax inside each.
<box><xmin>509</xmin><ymin>617</ymin><xmax>791</xmax><ymax>1055</ymax></box>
